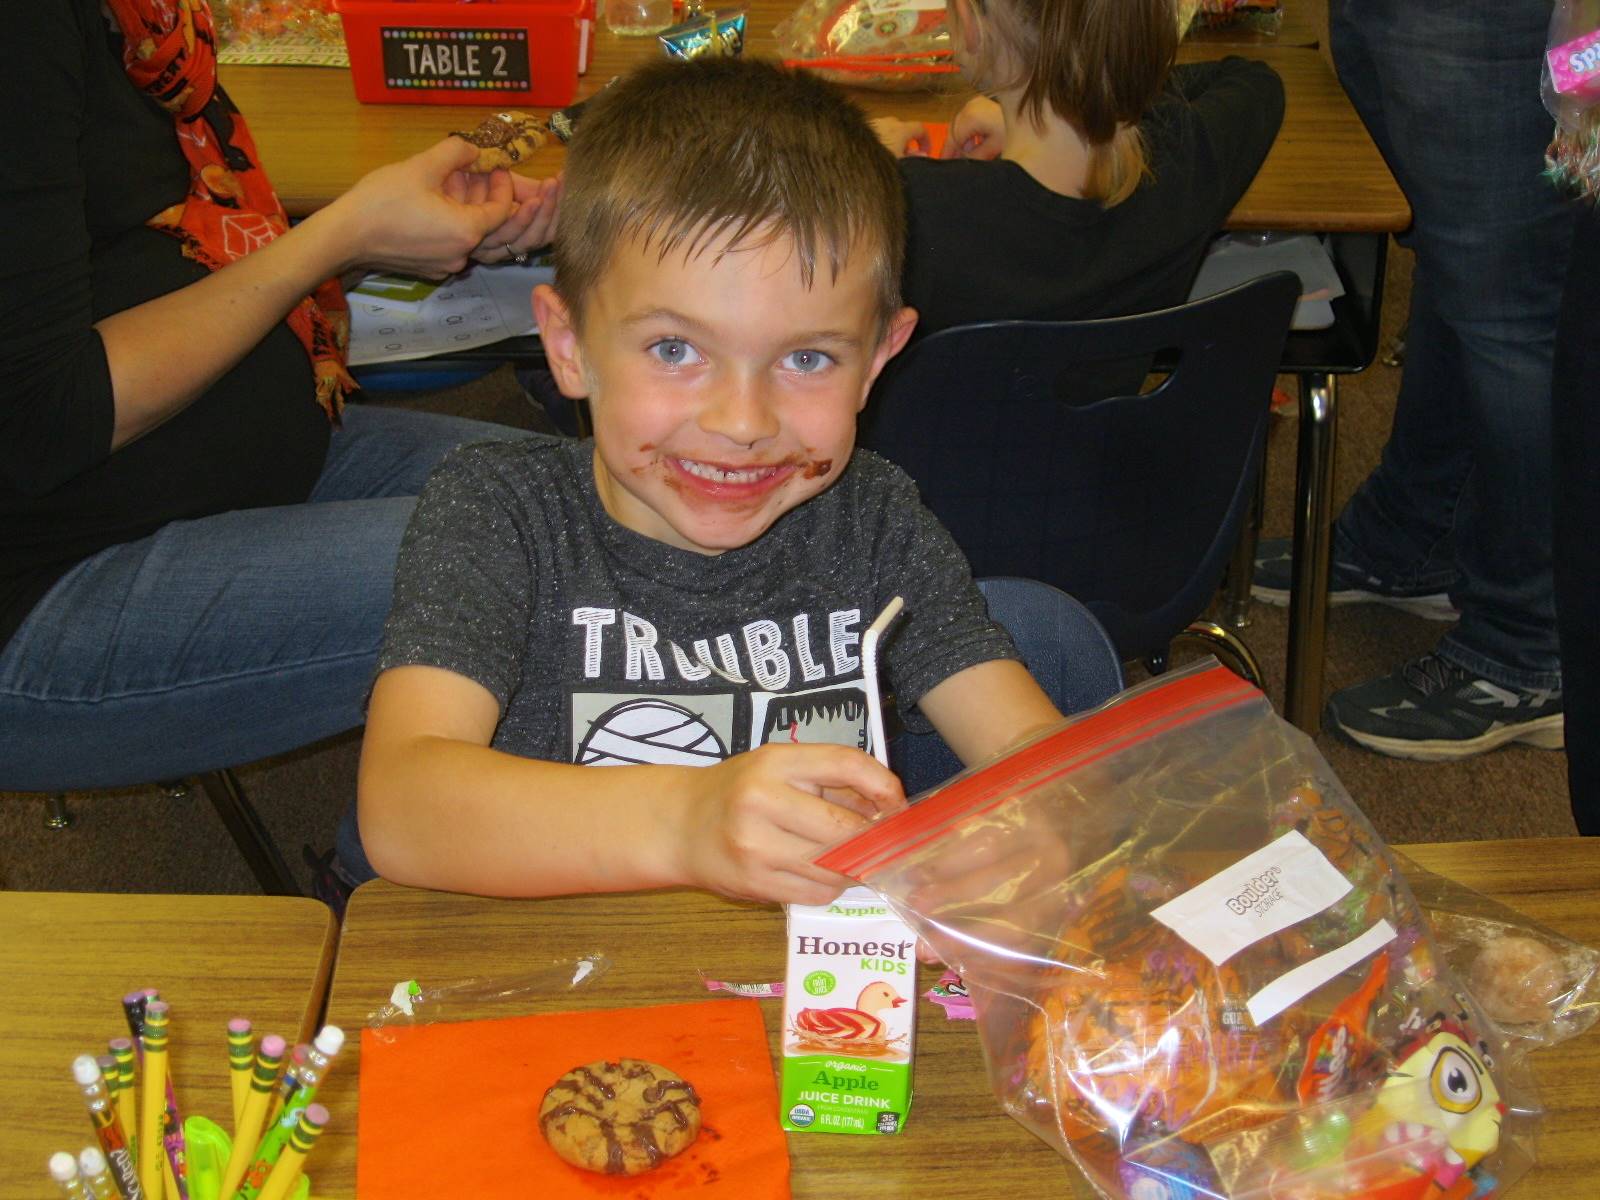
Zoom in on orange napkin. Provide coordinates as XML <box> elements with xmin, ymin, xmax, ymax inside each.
<box><xmin>357</xmin><ymin>999</ymin><xmax>789</xmax><ymax>1198</ymax></box>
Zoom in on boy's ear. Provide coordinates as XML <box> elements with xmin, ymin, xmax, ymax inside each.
<box><xmin>861</xmin><ymin>307</ymin><xmax>919</xmax><ymax>403</ymax></box>
<box><xmin>532</xmin><ymin>283</ymin><xmax>591</xmax><ymax>399</ymax></box>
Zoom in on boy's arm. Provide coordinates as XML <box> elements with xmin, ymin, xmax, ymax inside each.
<box><xmin>916</xmin><ymin>658</ymin><xmax>1063</xmax><ymax>768</ymax></box>
<box><xmin>359</xmin><ymin>664</ymin><xmax>904</xmax><ymax>902</ymax></box>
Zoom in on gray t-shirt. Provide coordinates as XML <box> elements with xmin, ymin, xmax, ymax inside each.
<box><xmin>377</xmin><ymin>435</ymin><xmax>1016</xmax><ymax>765</ymax></box>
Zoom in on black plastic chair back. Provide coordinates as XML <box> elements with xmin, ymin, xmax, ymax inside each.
<box><xmin>862</xmin><ymin>271</ymin><xmax>1300</xmax><ymax>665</ymax></box>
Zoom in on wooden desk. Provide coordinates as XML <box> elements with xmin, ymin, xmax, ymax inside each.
<box><xmin>220</xmin><ymin>28</ymin><xmax>1408</xmax><ymax>734</ymax></box>
<box><xmin>312</xmin><ymin>838</ymin><xmax>1599</xmax><ymax>1197</ymax></box>
<box><xmin>0</xmin><ymin>892</ymin><xmax>338</xmax><ymax>1200</ymax></box>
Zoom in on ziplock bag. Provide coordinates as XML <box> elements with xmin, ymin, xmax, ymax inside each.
<box><xmin>818</xmin><ymin>662</ymin><xmax>1541</xmax><ymax>1199</ymax></box>
<box><xmin>775</xmin><ymin>0</ymin><xmax>961</xmax><ymax>90</ymax></box>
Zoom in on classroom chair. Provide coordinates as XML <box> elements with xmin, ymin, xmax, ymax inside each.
<box><xmin>863</xmin><ymin>271</ymin><xmax>1301</xmax><ymax>689</ymax></box>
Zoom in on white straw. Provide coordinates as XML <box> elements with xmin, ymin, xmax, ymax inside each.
<box><xmin>861</xmin><ymin>596</ymin><xmax>905</xmax><ymax>767</ymax></box>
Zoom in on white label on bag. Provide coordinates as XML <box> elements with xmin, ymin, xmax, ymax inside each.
<box><xmin>1245</xmin><ymin>920</ymin><xmax>1398</xmax><ymax>1025</ymax></box>
<box><xmin>1150</xmin><ymin>830</ymin><xmax>1352</xmax><ymax>965</ymax></box>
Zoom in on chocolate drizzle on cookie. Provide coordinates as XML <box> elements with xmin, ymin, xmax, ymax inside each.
<box><xmin>539</xmin><ymin>1058</ymin><xmax>702</xmax><ymax>1176</ymax></box>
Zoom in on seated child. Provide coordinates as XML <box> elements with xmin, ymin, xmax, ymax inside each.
<box><xmin>355</xmin><ymin>58</ymin><xmax>1071</xmax><ymax>906</ymax></box>
<box><xmin>871</xmin><ymin>0</ymin><xmax>1286</xmax><ymax>345</ymax></box>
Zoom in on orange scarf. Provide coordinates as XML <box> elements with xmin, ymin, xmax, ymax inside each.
<box><xmin>104</xmin><ymin>0</ymin><xmax>356</xmax><ymax>418</ymax></box>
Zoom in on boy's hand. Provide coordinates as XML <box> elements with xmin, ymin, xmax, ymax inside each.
<box><xmin>946</xmin><ymin>97</ymin><xmax>1005</xmax><ymax>160</ymax></box>
<box><xmin>871</xmin><ymin>117</ymin><xmax>934</xmax><ymax>158</ymax></box>
<box><xmin>677</xmin><ymin>743</ymin><xmax>905</xmax><ymax>905</ymax></box>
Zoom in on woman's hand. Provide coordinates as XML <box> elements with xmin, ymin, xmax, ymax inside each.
<box><xmin>316</xmin><ymin>138</ymin><xmax>520</xmax><ymax>279</ymax></box>
<box><xmin>466</xmin><ymin>173</ymin><xmax>563</xmax><ymax>265</ymax></box>
<box><xmin>871</xmin><ymin>116</ymin><xmax>934</xmax><ymax>158</ymax></box>
<box><xmin>946</xmin><ymin>96</ymin><xmax>1005</xmax><ymax>160</ymax></box>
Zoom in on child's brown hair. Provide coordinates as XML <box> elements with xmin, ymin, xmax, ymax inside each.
<box><xmin>955</xmin><ymin>0</ymin><xmax>1179</xmax><ymax>205</ymax></box>
<box><xmin>553</xmin><ymin>57</ymin><xmax>906</xmax><ymax>333</ymax></box>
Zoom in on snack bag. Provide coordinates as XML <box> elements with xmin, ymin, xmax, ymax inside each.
<box><xmin>775</xmin><ymin>0</ymin><xmax>960</xmax><ymax>90</ymax></box>
<box><xmin>1543</xmin><ymin>1</ymin><xmax>1600</xmax><ymax>197</ymax></box>
<box><xmin>1190</xmin><ymin>0</ymin><xmax>1283</xmax><ymax>35</ymax></box>
<box><xmin>817</xmin><ymin>663</ymin><xmax>1541</xmax><ymax>1199</ymax></box>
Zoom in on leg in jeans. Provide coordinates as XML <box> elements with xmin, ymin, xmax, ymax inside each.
<box><xmin>0</xmin><ymin>407</ymin><xmax>524</xmax><ymax>789</ymax></box>
<box><xmin>1328</xmin><ymin>0</ymin><xmax>1571</xmax><ymax>689</ymax></box>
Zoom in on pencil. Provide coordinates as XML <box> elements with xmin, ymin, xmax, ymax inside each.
<box><xmin>226</xmin><ymin>1019</ymin><xmax>254</xmax><ymax>1132</ymax></box>
<box><xmin>138</xmin><ymin>1002</ymin><xmax>169</xmax><ymax>1200</ymax></box>
<box><xmin>254</xmin><ymin>1105</ymin><xmax>328</xmax><ymax>1200</ymax></box>
<box><xmin>235</xmin><ymin>1026</ymin><xmax>344</xmax><ymax>1200</ymax></box>
<box><xmin>77</xmin><ymin>1147</ymin><xmax>118</xmax><ymax>1200</ymax></box>
<box><xmin>49</xmin><ymin>1150</ymin><xmax>89</xmax><ymax>1199</ymax></box>
<box><xmin>108</xmin><ymin>1039</ymin><xmax>138</xmax><ymax>1161</ymax></box>
<box><xmin>218</xmin><ymin>1035</ymin><xmax>286</xmax><ymax>1200</ymax></box>
<box><xmin>70</xmin><ymin>1055</ymin><xmax>142</xmax><ymax>1200</ymax></box>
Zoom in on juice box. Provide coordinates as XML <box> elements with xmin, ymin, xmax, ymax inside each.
<box><xmin>780</xmin><ymin>886</ymin><xmax>917</xmax><ymax>1135</ymax></box>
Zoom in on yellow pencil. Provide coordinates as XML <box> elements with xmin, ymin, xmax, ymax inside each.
<box><xmin>138</xmin><ymin>1001</ymin><xmax>169</xmax><ymax>1200</ymax></box>
<box><xmin>226</xmin><ymin>1019</ymin><xmax>254</xmax><ymax>1131</ymax></box>
<box><xmin>219</xmin><ymin>1035</ymin><xmax>285</xmax><ymax>1200</ymax></box>
<box><xmin>255</xmin><ymin>1103</ymin><xmax>327</xmax><ymax>1200</ymax></box>
<box><xmin>108</xmin><ymin>1040</ymin><xmax>137</xmax><ymax>1156</ymax></box>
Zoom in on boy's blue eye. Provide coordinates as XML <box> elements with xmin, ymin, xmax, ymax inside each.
<box><xmin>649</xmin><ymin>338</ymin><xmax>702</xmax><ymax>367</ymax></box>
<box><xmin>782</xmin><ymin>349</ymin><xmax>834</xmax><ymax>374</ymax></box>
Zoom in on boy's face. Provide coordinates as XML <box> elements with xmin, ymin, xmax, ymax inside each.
<box><xmin>535</xmin><ymin>231</ymin><xmax>916</xmax><ymax>556</ymax></box>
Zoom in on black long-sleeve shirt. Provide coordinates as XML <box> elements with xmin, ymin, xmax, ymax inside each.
<box><xmin>1</xmin><ymin>0</ymin><xmax>328</xmax><ymax>650</ymax></box>
<box><xmin>897</xmin><ymin>58</ymin><xmax>1286</xmax><ymax>338</ymax></box>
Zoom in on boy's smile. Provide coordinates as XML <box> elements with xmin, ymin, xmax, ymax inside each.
<box><xmin>536</xmin><ymin>231</ymin><xmax>915</xmax><ymax>555</ymax></box>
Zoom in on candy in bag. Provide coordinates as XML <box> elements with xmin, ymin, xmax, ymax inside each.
<box><xmin>818</xmin><ymin>663</ymin><xmax>1541</xmax><ymax>1198</ymax></box>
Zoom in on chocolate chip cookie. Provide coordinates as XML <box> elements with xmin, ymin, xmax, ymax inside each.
<box><xmin>452</xmin><ymin>110</ymin><xmax>547</xmax><ymax>173</ymax></box>
<box><xmin>539</xmin><ymin>1058</ymin><xmax>702</xmax><ymax>1176</ymax></box>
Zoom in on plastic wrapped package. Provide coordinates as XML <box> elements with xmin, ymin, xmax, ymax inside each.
<box><xmin>774</xmin><ymin>0</ymin><xmax>961</xmax><ymax>90</ymax></box>
<box><xmin>1189</xmin><ymin>0</ymin><xmax>1283</xmax><ymax>36</ymax></box>
<box><xmin>1543</xmin><ymin>0</ymin><xmax>1600</xmax><ymax>197</ymax></box>
<box><xmin>818</xmin><ymin>663</ymin><xmax>1542</xmax><ymax>1199</ymax></box>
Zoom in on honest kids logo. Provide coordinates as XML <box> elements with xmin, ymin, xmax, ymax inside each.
<box><xmin>1225</xmin><ymin>866</ymin><xmax>1286</xmax><ymax>917</ymax></box>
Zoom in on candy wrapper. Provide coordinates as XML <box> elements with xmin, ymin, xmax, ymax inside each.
<box><xmin>775</xmin><ymin>0</ymin><xmax>960</xmax><ymax>91</ymax></box>
<box><xmin>1543</xmin><ymin>1</ymin><xmax>1600</xmax><ymax>198</ymax></box>
<box><xmin>818</xmin><ymin>662</ymin><xmax>1543</xmax><ymax>1199</ymax></box>
<box><xmin>659</xmin><ymin>10</ymin><xmax>747</xmax><ymax>59</ymax></box>
<box><xmin>1188</xmin><ymin>0</ymin><xmax>1283</xmax><ymax>36</ymax></box>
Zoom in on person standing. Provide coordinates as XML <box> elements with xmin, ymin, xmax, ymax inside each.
<box><xmin>1253</xmin><ymin>0</ymin><xmax>1576</xmax><ymax>761</ymax></box>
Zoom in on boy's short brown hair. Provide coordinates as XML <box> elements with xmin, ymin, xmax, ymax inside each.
<box><xmin>553</xmin><ymin>58</ymin><xmax>906</xmax><ymax>332</ymax></box>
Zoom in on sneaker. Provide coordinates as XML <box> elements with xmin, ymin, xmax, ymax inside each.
<box><xmin>1250</xmin><ymin>537</ymin><xmax>1459</xmax><ymax>620</ymax></box>
<box><xmin>1323</xmin><ymin>654</ymin><xmax>1564</xmax><ymax>761</ymax></box>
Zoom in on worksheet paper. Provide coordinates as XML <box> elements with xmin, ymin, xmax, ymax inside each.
<box><xmin>346</xmin><ymin>260</ymin><xmax>553</xmax><ymax>366</ymax></box>
<box><xmin>1187</xmin><ymin>233</ymin><xmax>1345</xmax><ymax>330</ymax></box>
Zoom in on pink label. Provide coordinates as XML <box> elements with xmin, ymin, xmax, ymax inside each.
<box><xmin>1549</xmin><ymin>28</ymin><xmax>1600</xmax><ymax>98</ymax></box>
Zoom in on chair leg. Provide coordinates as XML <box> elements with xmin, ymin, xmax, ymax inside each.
<box><xmin>1179</xmin><ymin>620</ymin><xmax>1265</xmax><ymax>690</ymax></box>
<box><xmin>1224</xmin><ymin>452</ymin><xmax>1268</xmax><ymax>630</ymax></box>
<box><xmin>197</xmin><ymin>769</ymin><xmax>302</xmax><ymax>896</ymax></box>
<box><xmin>44</xmin><ymin>794</ymin><xmax>73</xmax><ymax>830</ymax></box>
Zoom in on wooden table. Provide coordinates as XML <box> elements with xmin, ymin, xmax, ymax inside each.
<box><xmin>0</xmin><ymin>892</ymin><xmax>338</xmax><ymax>1200</ymax></box>
<box><xmin>310</xmin><ymin>838</ymin><xmax>1600</xmax><ymax>1197</ymax></box>
<box><xmin>220</xmin><ymin>21</ymin><xmax>1408</xmax><ymax>734</ymax></box>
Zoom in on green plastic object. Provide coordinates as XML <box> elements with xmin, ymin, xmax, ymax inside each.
<box><xmin>183</xmin><ymin>1115</ymin><xmax>311</xmax><ymax>1200</ymax></box>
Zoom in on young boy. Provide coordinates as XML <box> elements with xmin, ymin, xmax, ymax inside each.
<box><xmin>357</xmin><ymin>57</ymin><xmax>1064</xmax><ymax>905</ymax></box>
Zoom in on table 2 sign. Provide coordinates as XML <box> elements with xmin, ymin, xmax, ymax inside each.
<box><xmin>337</xmin><ymin>0</ymin><xmax>590</xmax><ymax>106</ymax></box>
<box><xmin>381</xmin><ymin>27</ymin><xmax>530</xmax><ymax>91</ymax></box>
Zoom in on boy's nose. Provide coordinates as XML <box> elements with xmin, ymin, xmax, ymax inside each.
<box><xmin>699</xmin><ymin>375</ymin><xmax>780</xmax><ymax>446</ymax></box>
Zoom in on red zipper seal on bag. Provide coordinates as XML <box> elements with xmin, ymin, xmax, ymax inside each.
<box><xmin>817</xmin><ymin>664</ymin><xmax>1259</xmax><ymax>878</ymax></box>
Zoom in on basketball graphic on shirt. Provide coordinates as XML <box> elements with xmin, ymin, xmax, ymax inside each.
<box><xmin>575</xmin><ymin>697</ymin><xmax>730</xmax><ymax>767</ymax></box>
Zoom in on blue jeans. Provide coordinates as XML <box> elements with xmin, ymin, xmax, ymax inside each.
<box><xmin>335</xmin><ymin>576</ymin><xmax>1126</xmax><ymax>883</ymax></box>
<box><xmin>0</xmin><ymin>405</ymin><xmax>524</xmax><ymax>790</ymax></box>
<box><xmin>1329</xmin><ymin>0</ymin><xmax>1573</xmax><ymax>690</ymax></box>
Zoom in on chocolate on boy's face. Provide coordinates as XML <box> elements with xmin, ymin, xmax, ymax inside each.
<box><xmin>536</xmin><ymin>231</ymin><xmax>915</xmax><ymax>556</ymax></box>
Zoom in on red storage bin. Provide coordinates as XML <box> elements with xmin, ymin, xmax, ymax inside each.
<box><xmin>335</xmin><ymin>0</ymin><xmax>594</xmax><ymax>106</ymax></box>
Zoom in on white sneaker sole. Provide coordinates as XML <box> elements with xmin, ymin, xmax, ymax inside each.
<box><xmin>1331</xmin><ymin>713</ymin><xmax>1565</xmax><ymax>762</ymax></box>
<box><xmin>1251</xmin><ymin>582</ymin><xmax>1459</xmax><ymax>622</ymax></box>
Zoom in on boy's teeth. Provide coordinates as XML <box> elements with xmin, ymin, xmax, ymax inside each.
<box><xmin>680</xmin><ymin>459</ymin><xmax>768</xmax><ymax>484</ymax></box>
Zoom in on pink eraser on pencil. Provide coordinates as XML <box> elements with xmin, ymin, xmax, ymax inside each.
<box><xmin>228</xmin><ymin>1017</ymin><xmax>251</xmax><ymax>1034</ymax></box>
<box><xmin>260</xmin><ymin>1034</ymin><xmax>287</xmax><ymax>1058</ymax></box>
<box><xmin>1549</xmin><ymin>28</ymin><xmax>1600</xmax><ymax>99</ymax></box>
